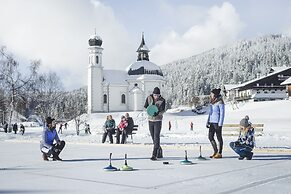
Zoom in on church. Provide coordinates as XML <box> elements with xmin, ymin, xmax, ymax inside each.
<box><xmin>88</xmin><ymin>33</ymin><xmax>166</xmax><ymax>113</ymax></box>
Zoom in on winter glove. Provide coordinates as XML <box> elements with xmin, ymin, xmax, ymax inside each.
<box><xmin>206</xmin><ymin>123</ymin><xmax>210</xmax><ymax>128</ymax></box>
<box><xmin>153</xmin><ymin>111</ymin><xmax>159</xmax><ymax>117</ymax></box>
<box><xmin>235</xmin><ymin>141</ymin><xmax>240</xmax><ymax>146</ymax></box>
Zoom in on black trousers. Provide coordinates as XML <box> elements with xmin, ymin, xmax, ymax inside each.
<box><xmin>208</xmin><ymin>123</ymin><xmax>223</xmax><ymax>154</ymax></box>
<box><xmin>149</xmin><ymin>121</ymin><xmax>162</xmax><ymax>157</ymax></box>
<box><xmin>102</xmin><ymin>130</ymin><xmax>114</xmax><ymax>143</ymax></box>
<box><xmin>43</xmin><ymin>140</ymin><xmax>66</xmax><ymax>157</ymax></box>
<box><xmin>116</xmin><ymin>129</ymin><xmax>127</xmax><ymax>144</ymax></box>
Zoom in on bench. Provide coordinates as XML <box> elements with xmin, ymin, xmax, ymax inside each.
<box><xmin>126</xmin><ymin>125</ymin><xmax>138</xmax><ymax>143</ymax></box>
<box><xmin>222</xmin><ymin>124</ymin><xmax>264</xmax><ymax>136</ymax></box>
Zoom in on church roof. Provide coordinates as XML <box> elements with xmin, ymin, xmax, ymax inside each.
<box><xmin>103</xmin><ymin>70</ymin><xmax>128</xmax><ymax>86</ymax></box>
<box><xmin>126</xmin><ymin>60</ymin><xmax>163</xmax><ymax>76</ymax></box>
<box><xmin>126</xmin><ymin>74</ymin><xmax>166</xmax><ymax>82</ymax></box>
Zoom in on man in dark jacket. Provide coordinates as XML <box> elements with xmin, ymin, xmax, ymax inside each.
<box><xmin>144</xmin><ymin>87</ymin><xmax>166</xmax><ymax>161</ymax></box>
<box><xmin>40</xmin><ymin>117</ymin><xmax>65</xmax><ymax>161</ymax></box>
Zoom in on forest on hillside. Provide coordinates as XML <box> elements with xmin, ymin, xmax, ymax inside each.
<box><xmin>161</xmin><ymin>34</ymin><xmax>291</xmax><ymax>106</ymax></box>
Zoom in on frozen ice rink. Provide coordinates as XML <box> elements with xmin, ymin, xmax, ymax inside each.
<box><xmin>1</xmin><ymin>141</ymin><xmax>291</xmax><ymax>194</ymax></box>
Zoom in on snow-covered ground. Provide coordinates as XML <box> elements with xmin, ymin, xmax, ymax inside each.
<box><xmin>2</xmin><ymin>100</ymin><xmax>291</xmax><ymax>149</ymax></box>
<box><xmin>1</xmin><ymin>100</ymin><xmax>291</xmax><ymax>193</ymax></box>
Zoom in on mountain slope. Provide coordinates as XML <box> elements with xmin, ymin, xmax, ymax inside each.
<box><xmin>161</xmin><ymin>34</ymin><xmax>291</xmax><ymax>106</ymax></box>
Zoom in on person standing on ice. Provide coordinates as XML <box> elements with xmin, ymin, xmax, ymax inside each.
<box><xmin>229</xmin><ymin>116</ymin><xmax>255</xmax><ymax>160</ymax></box>
<box><xmin>40</xmin><ymin>117</ymin><xmax>65</xmax><ymax>161</ymax></box>
<box><xmin>206</xmin><ymin>88</ymin><xmax>225</xmax><ymax>159</ymax></box>
<box><xmin>144</xmin><ymin>87</ymin><xmax>166</xmax><ymax>161</ymax></box>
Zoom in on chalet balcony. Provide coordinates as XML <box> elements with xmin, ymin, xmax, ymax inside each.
<box><xmin>234</xmin><ymin>95</ymin><xmax>252</xmax><ymax>101</ymax></box>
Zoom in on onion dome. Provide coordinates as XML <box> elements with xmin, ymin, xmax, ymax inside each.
<box><xmin>89</xmin><ymin>35</ymin><xmax>102</xmax><ymax>46</ymax></box>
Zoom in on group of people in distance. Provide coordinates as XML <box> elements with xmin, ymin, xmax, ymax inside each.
<box><xmin>39</xmin><ymin>86</ymin><xmax>255</xmax><ymax>161</ymax></box>
<box><xmin>102</xmin><ymin>113</ymin><xmax>134</xmax><ymax>144</ymax></box>
<box><xmin>2</xmin><ymin>122</ymin><xmax>25</xmax><ymax>135</ymax></box>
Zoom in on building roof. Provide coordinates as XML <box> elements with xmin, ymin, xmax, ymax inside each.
<box><xmin>224</xmin><ymin>84</ymin><xmax>240</xmax><ymax>91</ymax></box>
<box><xmin>103</xmin><ymin>70</ymin><xmax>128</xmax><ymax>86</ymax></box>
<box><xmin>232</xmin><ymin>66</ymin><xmax>291</xmax><ymax>90</ymax></box>
<box><xmin>126</xmin><ymin>60</ymin><xmax>163</xmax><ymax>76</ymax></box>
<box><xmin>281</xmin><ymin>77</ymin><xmax>291</xmax><ymax>85</ymax></box>
<box><xmin>126</xmin><ymin>74</ymin><xmax>166</xmax><ymax>82</ymax></box>
<box><xmin>269</xmin><ymin>66</ymin><xmax>289</xmax><ymax>73</ymax></box>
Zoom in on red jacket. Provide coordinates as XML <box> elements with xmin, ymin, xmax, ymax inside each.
<box><xmin>118</xmin><ymin>119</ymin><xmax>128</xmax><ymax>131</ymax></box>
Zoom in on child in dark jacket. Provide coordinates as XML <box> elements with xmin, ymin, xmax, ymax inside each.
<box><xmin>230</xmin><ymin>115</ymin><xmax>255</xmax><ymax>160</ymax></box>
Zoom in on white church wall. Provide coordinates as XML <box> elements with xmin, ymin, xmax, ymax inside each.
<box><xmin>129</xmin><ymin>88</ymin><xmax>144</xmax><ymax>111</ymax></box>
<box><xmin>102</xmin><ymin>85</ymin><xmax>128</xmax><ymax>112</ymax></box>
<box><xmin>88</xmin><ymin>65</ymin><xmax>103</xmax><ymax>113</ymax></box>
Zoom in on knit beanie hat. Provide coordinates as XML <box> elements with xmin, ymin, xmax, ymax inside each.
<box><xmin>240</xmin><ymin>115</ymin><xmax>250</xmax><ymax>127</ymax></box>
<box><xmin>46</xmin><ymin>116</ymin><xmax>55</xmax><ymax>124</ymax></box>
<box><xmin>211</xmin><ymin>88</ymin><xmax>221</xmax><ymax>97</ymax></box>
<box><xmin>153</xmin><ymin>87</ymin><xmax>160</xmax><ymax>95</ymax></box>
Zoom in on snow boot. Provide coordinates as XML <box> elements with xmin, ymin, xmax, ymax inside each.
<box><xmin>42</xmin><ymin>153</ymin><xmax>49</xmax><ymax>161</ymax></box>
<box><xmin>246</xmin><ymin>152</ymin><xmax>253</xmax><ymax>160</ymax></box>
<box><xmin>213</xmin><ymin>153</ymin><xmax>222</xmax><ymax>159</ymax></box>
<box><xmin>238</xmin><ymin>156</ymin><xmax>245</xmax><ymax>160</ymax></box>
<box><xmin>150</xmin><ymin>156</ymin><xmax>157</xmax><ymax>161</ymax></box>
<box><xmin>210</xmin><ymin>153</ymin><xmax>217</xmax><ymax>158</ymax></box>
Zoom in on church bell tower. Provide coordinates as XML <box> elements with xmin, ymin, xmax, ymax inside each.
<box><xmin>88</xmin><ymin>34</ymin><xmax>104</xmax><ymax>113</ymax></box>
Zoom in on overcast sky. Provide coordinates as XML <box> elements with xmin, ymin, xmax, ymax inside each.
<box><xmin>0</xmin><ymin>0</ymin><xmax>291</xmax><ymax>90</ymax></box>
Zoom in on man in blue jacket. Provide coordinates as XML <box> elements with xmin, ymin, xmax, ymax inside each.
<box><xmin>40</xmin><ymin>117</ymin><xmax>65</xmax><ymax>161</ymax></box>
<box><xmin>206</xmin><ymin>88</ymin><xmax>225</xmax><ymax>158</ymax></box>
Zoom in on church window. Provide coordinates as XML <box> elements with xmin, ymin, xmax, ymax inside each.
<box><xmin>96</xmin><ymin>56</ymin><xmax>99</xmax><ymax>64</ymax></box>
<box><xmin>121</xmin><ymin>94</ymin><xmax>126</xmax><ymax>104</ymax></box>
<box><xmin>103</xmin><ymin>94</ymin><xmax>107</xmax><ymax>104</ymax></box>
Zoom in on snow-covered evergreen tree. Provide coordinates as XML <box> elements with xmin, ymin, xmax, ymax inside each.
<box><xmin>161</xmin><ymin>34</ymin><xmax>291</xmax><ymax>106</ymax></box>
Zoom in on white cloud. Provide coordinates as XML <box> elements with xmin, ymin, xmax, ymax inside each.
<box><xmin>0</xmin><ymin>1</ymin><xmax>245</xmax><ymax>89</ymax></box>
<box><xmin>151</xmin><ymin>2</ymin><xmax>244</xmax><ymax>65</ymax></box>
<box><xmin>0</xmin><ymin>0</ymin><xmax>135</xmax><ymax>90</ymax></box>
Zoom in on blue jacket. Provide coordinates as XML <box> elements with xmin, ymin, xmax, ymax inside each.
<box><xmin>207</xmin><ymin>97</ymin><xmax>225</xmax><ymax>127</ymax></box>
<box><xmin>40</xmin><ymin>126</ymin><xmax>60</xmax><ymax>149</ymax></box>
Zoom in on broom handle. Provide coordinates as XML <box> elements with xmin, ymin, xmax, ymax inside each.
<box><xmin>109</xmin><ymin>153</ymin><xmax>112</xmax><ymax>165</ymax></box>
